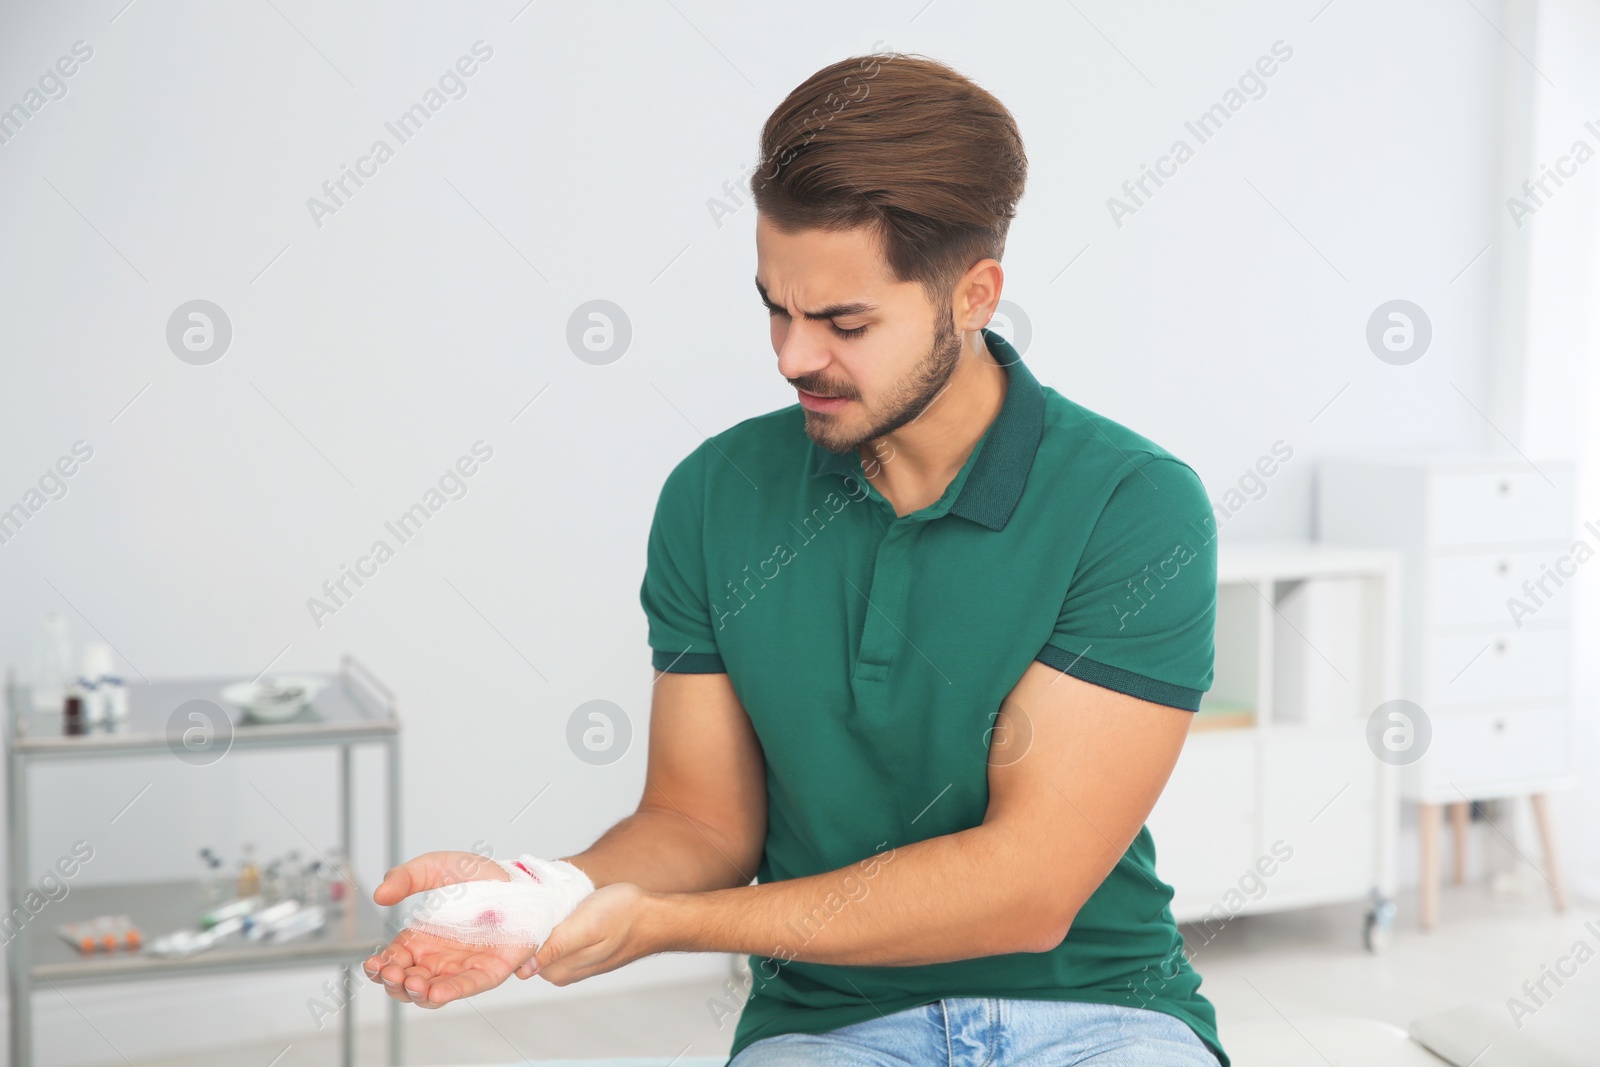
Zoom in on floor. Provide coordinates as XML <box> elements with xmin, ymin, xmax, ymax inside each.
<box><xmin>98</xmin><ymin>880</ymin><xmax>1598</xmax><ymax>1066</ymax></box>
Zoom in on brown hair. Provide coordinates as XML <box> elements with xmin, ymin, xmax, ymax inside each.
<box><xmin>752</xmin><ymin>50</ymin><xmax>1028</xmax><ymax>309</ymax></box>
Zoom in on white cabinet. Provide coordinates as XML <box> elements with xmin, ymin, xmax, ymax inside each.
<box><xmin>1315</xmin><ymin>453</ymin><xmax>1578</xmax><ymax>927</ymax></box>
<box><xmin>1316</xmin><ymin>454</ymin><xmax>1579</xmax><ymax>802</ymax></box>
<box><xmin>1144</xmin><ymin>541</ymin><xmax>1401</xmax><ymax>948</ymax></box>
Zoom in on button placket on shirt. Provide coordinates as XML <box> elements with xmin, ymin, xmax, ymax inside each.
<box><xmin>851</xmin><ymin>508</ymin><xmax>929</xmax><ymax>685</ymax></box>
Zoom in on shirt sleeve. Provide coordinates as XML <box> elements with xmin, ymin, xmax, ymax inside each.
<box><xmin>1035</xmin><ymin>457</ymin><xmax>1216</xmax><ymax>711</ymax></box>
<box><xmin>638</xmin><ymin>446</ymin><xmax>727</xmax><ymax>674</ymax></box>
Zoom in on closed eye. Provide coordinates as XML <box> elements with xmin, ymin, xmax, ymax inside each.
<box><xmin>767</xmin><ymin>305</ymin><xmax>869</xmax><ymax>339</ymax></box>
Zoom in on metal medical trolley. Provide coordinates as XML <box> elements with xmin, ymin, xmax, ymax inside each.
<box><xmin>4</xmin><ymin>655</ymin><xmax>403</xmax><ymax>1066</ymax></box>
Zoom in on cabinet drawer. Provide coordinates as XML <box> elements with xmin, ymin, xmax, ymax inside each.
<box><xmin>1260</xmin><ymin>730</ymin><xmax>1378</xmax><ymax>896</ymax></box>
<box><xmin>1418</xmin><ymin>706</ymin><xmax>1571</xmax><ymax>789</ymax></box>
<box><xmin>1425</xmin><ymin>626</ymin><xmax>1570</xmax><ymax>705</ymax></box>
<box><xmin>1429</xmin><ymin>467</ymin><xmax>1573</xmax><ymax>547</ymax></box>
<box><xmin>1147</xmin><ymin>736</ymin><xmax>1255</xmax><ymax>899</ymax></box>
<box><xmin>1427</xmin><ymin>550</ymin><xmax>1573</xmax><ymax>627</ymax></box>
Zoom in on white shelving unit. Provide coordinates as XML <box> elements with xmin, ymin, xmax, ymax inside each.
<box><xmin>1145</xmin><ymin>539</ymin><xmax>1402</xmax><ymax>950</ymax></box>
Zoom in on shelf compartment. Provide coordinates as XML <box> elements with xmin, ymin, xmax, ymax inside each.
<box><xmin>27</xmin><ymin>878</ymin><xmax>395</xmax><ymax>985</ymax></box>
<box><xmin>8</xmin><ymin>658</ymin><xmax>398</xmax><ymax>759</ymax></box>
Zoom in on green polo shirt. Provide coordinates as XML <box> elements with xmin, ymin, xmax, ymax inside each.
<box><xmin>639</xmin><ymin>327</ymin><xmax>1225</xmax><ymax>1067</ymax></box>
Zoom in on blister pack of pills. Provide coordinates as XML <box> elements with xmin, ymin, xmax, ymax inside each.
<box><xmin>56</xmin><ymin>914</ymin><xmax>142</xmax><ymax>954</ymax></box>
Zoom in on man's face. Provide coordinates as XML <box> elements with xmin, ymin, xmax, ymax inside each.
<box><xmin>755</xmin><ymin>214</ymin><xmax>962</xmax><ymax>454</ymax></box>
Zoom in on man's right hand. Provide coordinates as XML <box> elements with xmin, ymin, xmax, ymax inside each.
<box><xmin>363</xmin><ymin>850</ymin><xmax>524</xmax><ymax>1007</ymax></box>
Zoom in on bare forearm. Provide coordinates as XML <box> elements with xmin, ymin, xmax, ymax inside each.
<box><xmin>644</xmin><ymin>825</ymin><xmax>1063</xmax><ymax>966</ymax></box>
<box><xmin>561</xmin><ymin>806</ymin><xmax>757</xmax><ymax>894</ymax></box>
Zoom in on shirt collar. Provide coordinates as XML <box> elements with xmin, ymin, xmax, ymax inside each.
<box><xmin>805</xmin><ymin>326</ymin><xmax>1046</xmax><ymax>532</ymax></box>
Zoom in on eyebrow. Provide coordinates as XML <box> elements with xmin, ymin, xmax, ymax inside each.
<box><xmin>755</xmin><ymin>277</ymin><xmax>877</xmax><ymax>321</ymax></box>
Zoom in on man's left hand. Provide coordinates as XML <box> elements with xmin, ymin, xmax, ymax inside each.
<box><xmin>514</xmin><ymin>882</ymin><xmax>659</xmax><ymax>985</ymax></box>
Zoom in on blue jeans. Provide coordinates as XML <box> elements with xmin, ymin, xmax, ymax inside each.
<box><xmin>728</xmin><ymin>996</ymin><xmax>1221</xmax><ymax>1066</ymax></box>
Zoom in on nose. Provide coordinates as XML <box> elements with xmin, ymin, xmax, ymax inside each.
<box><xmin>774</xmin><ymin>321</ymin><xmax>832</xmax><ymax>384</ymax></box>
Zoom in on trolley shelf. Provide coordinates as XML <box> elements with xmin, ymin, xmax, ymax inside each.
<box><xmin>30</xmin><ymin>877</ymin><xmax>394</xmax><ymax>985</ymax></box>
<box><xmin>10</xmin><ymin>659</ymin><xmax>398</xmax><ymax>757</ymax></box>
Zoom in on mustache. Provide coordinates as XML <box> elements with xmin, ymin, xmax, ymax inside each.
<box><xmin>790</xmin><ymin>377</ymin><xmax>857</xmax><ymax>400</ymax></box>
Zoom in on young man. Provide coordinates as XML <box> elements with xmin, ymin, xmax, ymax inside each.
<box><xmin>365</xmin><ymin>51</ymin><xmax>1226</xmax><ymax>1067</ymax></box>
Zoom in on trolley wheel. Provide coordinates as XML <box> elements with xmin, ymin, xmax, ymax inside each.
<box><xmin>1363</xmin><ymin>895</ymin><xmax>1397</xmax><ymax>953</ymax></box>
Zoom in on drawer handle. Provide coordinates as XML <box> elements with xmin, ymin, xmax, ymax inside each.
<box><xmin>1493</xmin><ymin>718</ymin><xmax>1506</xmax><ymax>732</ymax></box>
<box><xmin>1493</xmin><ymin>639</ymin><xmax>1507</xmax><ymax>653</ymax></box>
<box><xmin>1496</xmin><ymin>560</ymin><xmax>1510</xmax><ymax>575</ymax></box>
<box><xmin>1497</xmin><ymin>480</ymin><xmax>1511</xmax><ymax>495</ymax></box>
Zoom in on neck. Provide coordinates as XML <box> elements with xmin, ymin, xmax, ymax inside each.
<box><xmin>859</xmin><ymin>332</ymin><xmax>1008</xmax><ymax>514</ymax></box>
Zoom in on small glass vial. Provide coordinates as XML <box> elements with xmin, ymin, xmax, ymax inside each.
<box><xmin>236</xmin><ymin>843</ymin><xmax>261</xmax><ymax>898</ymax></box>
<box><xmin>196</xmin><ymin>849</ymin><xmax>230</xmax><ymax>917</ymax></box>
<box><xmin>324</xmin><ymin>848</ymin><xmax>349</xmax><ymax>914</ymax></box>
<box><xmin>282</xmin><ymin>850</ymin><xmax>304</xmax><ymax>903</ymax></box>
<box><xmin>262</xmin><ymin>860</ymin><xmax>284</xmax><ymax>904</ymax></box>
<box><xmin>102</xmin><ymin>674</ymin><xmax>129</xmax><ymax>723</ymax></box>
<box><xmin>62</xmin><ymin>682</ymin><xmax>85</xmax><ymax>735</ymax></box>
<box><xmin>303</xmin><ymin>860</ymin><xmax>327</xmax><ymax>908</ymax></box>
<box><xmin>205</xmin><ymin>852</ymin><xmax>228</xmax><ymax>906</ymax></box>
<box><xmin>81</xmin><ymin>645</ymin><xmax>115</xmax><ymax>726</ymax></box>
<box><xmin>79</xmin><ymin>677</ymin><xmax>106</xmax><ymax>726</ymax></box>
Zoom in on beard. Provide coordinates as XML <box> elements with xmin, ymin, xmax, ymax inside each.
<box><xmin>799</xmin><ymin>312</ymin><xmax>965</xmax><ymax>455</ymax></box>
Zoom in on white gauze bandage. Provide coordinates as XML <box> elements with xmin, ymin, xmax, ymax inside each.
<box><xmin>404</xmin><ymin>855</ymin><xmax>595</xmax><ymax>947</ymax></box>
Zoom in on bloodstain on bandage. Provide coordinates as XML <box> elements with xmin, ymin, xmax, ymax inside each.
<box><xmin>405</xmin><ymin>855</ymin><xmax>593</xmax><ymax>947</ymax></box>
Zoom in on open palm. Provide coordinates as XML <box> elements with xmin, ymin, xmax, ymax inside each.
<box><xmin>367</xmin><ymin>926</ymin><xmax>535</xmax><ymax>1007</ymax></box>
<box><xmin>363</xmin><ymin>849</ymin><xmax>536</xmax><ymax>1007</ymax></box>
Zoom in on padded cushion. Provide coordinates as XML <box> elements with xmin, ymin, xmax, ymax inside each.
<box><xmin>1224</xmin><ymin>1016</ymin><xmax>1448</xmax><ymax>1066</ymax></box>
<box><xmin>1409</xmin><ymin>1000</ymin><xmax>1598</xmax><ymax>1067</ymax></box>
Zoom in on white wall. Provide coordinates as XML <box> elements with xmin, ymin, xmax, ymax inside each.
<box><xmin>1520</xmin><ymin>0</ymin><xmax>1600</xmax><ymax>903</ymax></box>
<box><xmin>0</xmin><ymin>0</ymin><xmax>1563</xmax><ymax>1061</ymax></box>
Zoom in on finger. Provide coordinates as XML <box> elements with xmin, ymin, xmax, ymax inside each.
<box><xmin>382</xmin><ymin>975</ymin><xmax>415</xmax><ymax>1003</ymax></box>
<box><xmin>532</xmin><ymin>935</ymin><xmax>563</xmax><ymax>975</ymax></box>
<box><xmin>374</xmin><ymin>945</ymin><xmax>419</xmax><ymax>989</ymax></box>
<box><xmin>364</xmin><ymin>939</ymin><xmax>415</xmax><ymax>981</ymax></box>
<box><xmin>372</xmin><ymin>855</ymin><xmax>438</xmax><ymax>907</ymax></box>
<box><xmin>373</xmin><ymin>851</ymin><xmax>507</xmax><ymax>906</ymax></box>
<box><xmin>377</xmin><ymin>960</ymin><xmax>412</xmax><ymax>992</ymax></box>
<box><xmin>402</xmin><ymin>966</ymin><xmax>437</xmax><ymax>1006</ymax></box>
<box><xmin>424</xmin><ymin>968</ymin><xmax>500</xmax><ymax>1006</ymax></box>
<box><xmin>379</xmin><ymin>963</ymin><xmax>420</xmax><ymax>1003</ymax></box>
